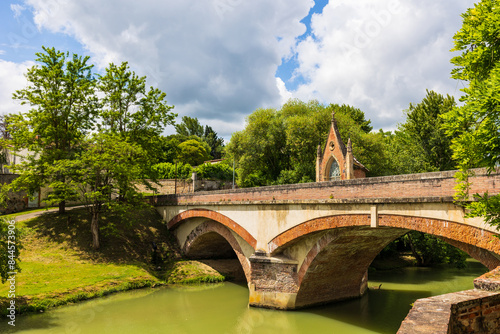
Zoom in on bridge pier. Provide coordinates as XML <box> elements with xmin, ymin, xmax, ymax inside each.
<box><xmin>248</xmin><ymin>253</ymin><xmax>299</xmax><ymax>309</ymax></box>
<box><xmin>247</xmin><ymin>251</ymin><xmax>369</xmax><ymax>310</ymax></box>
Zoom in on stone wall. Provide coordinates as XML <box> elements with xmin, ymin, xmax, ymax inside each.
<box><xmin>136</xmin><ymin>178</ymin><xmax>234</xmax><ymax>195</ymax></box>
<box><xmin>398</xmin><ymin>266</ymin><xmax>500</xmax><ymax>333</ymax></box>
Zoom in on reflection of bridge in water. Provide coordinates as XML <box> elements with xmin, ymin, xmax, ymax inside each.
<box><xmin>153</xmin><ymin>168</ymin><xmax>500</xmax><ymax>313</ymax></box>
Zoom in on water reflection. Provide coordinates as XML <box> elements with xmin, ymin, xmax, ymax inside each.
<box><xmin>3</xmin><ymin>260</ymin><xmax>487</xmax><ymax>334</ymax></box>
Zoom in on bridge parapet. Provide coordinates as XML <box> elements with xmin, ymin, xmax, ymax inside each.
<box><xmin>153</xmin><ymin>168</ymin><xmax>500</xmax><ymax>206</ymax></box>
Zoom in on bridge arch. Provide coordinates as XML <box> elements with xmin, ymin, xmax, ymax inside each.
<box><xmin>268</xmin><ymin>214</ymin><xmax>500</xmax><ymax>308</ymax></box>
<box><xmin>183</xmin><ymin>220</ymin><xmax>252</xmax><ymax>283</ymax></box>
<box><xmin>167</xmin><ymin>208</ymin><xmax>257</xmax><ymax>249</ymax></box>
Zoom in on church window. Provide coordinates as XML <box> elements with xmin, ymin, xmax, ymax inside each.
<box><xmin>329</xmin><ymin>159</ymin><xmax>340</xmax><ymax>180</ymax></box>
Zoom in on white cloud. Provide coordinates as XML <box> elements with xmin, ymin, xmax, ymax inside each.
<box><xmin>10</xmin><ymin>4</ymin><xmax>26</xmax><ymax>18</ymax></box>
<box><xmin>0</xmin><ymin>59</ymin><xmax>32</xmax><ymax>116</ymax></box>
<box><xmin>290</xmin><ymin>0</ymin><xmax>475</xmax><ymax>131</ymax></box>
<box><xmin>24</xmin><ymin>0</ymin><xmax>313</xmax><ymax>138</ymax></box>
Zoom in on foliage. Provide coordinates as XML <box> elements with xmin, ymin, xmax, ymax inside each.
<box><xmin>382</xmin><ymin>90</ymin><xmax>457</xmax><ymax>175</ymax></box>
<box><xmin>0</xmin><ymin>218</ymin><xmax>22</xmax><ymax>283</ymax></box>
<box><xmin>194</xmin><ymin>161</ymin><xmax>234</xmax><ymax>180</ymax></box>
<box><xmin>152</xmin><ymin>162</ymin><xmax>193</xmax><ymax>179</ymax></box>
<box><xmin>4</xmin><ymin>48</ymin><xmax>176</xmax><ymax>218</ymax></box>
<box><xmin>7</xmin><ymin>47</ymin><xmax>98</xmax><ymax>212</ymax></box>
<box><xmin>150</xmin><ymin>161</ymin><xmax>233</xmax><ymax>181</ymax></box>
<box><xmin>203</xmin><ymin>125</ymin><xmax>224</xmax><ymax>159</ymax></box>
<box><xmin>334</xmin><ymin>104</ymin><xmax>373</xmax><ymax>133</ymax></box>
<box><xmin>50</xmin><ymin>133</ymin><xmax>149</xmax><ymax>249</ymax></box>
<box><xmin>442</xmin><ymin>0</ymin><xmax>500</xmax><ymax>230</ymax></box>
<box><xmin>97</xmin><ymin>61</ymin><xmax>176</xmax><ymax>171</ymax></box>
<box><xmin>226</xmin><ymin>99</ymin><xmax>388</xmax><ymax>187</ymax></box>
<box><xmin>174</xmin><ymin>116</ymin><xmax>204</xmax><ymax>137</ymax></box>
<box><xmin>404</xmin><ymin>232</ymin><xmax>468</xmax><ymax>268</ymax></box>
<box><xmin>177</xmin><ymin>139</ymin><xmax>212</xmax><ymax>166</ymax></box>
<box><xmin>401</xmin><ymin>90</ymin><xmax>456</xmax><ymax>171</ymax></box>
<box><xmin>172</xmin><ymin>117</ymin><xmax>225</xmax><ymax>161</ymax></box>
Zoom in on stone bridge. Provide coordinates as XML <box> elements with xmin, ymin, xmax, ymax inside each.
<box><xmin>153</xmin><ymin>168</ymin><xmax>500</xmax><ymax>310</ymax></box>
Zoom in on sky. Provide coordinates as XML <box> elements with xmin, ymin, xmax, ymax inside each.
<box><xmin>0</xmin><ymin>0</ymin><xmax>476</xmax><ymax>140</ymax></box>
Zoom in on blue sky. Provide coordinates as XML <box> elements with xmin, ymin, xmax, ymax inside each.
<box><xmin>0</xmin><ymin>0</ymin><xmax>476</xmax><ymax>139</ymax></box>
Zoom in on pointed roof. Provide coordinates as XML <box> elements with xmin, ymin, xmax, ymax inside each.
<box><xmin>323</xmin><ymin>111</ymin><xmax>347</xmax><ymax>157</ymax></box>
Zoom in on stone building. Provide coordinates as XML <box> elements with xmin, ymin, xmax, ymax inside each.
<box><xmin>316</xmin><ymin>113</ymin><xmax>368</xmax><ymax>181</ymax></box>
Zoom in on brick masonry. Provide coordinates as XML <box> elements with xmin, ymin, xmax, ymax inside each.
<box><xmin>155</xmin><ymin>167</ymin><xmax>500</xmax><ymax>205</ymax></box>
<box><xmin>183</xmin><ymin>220</ymin><xmax>252</xmax><ymax>282</ymax></box>
<box><xmin>167</xmin><ymin>208</ymin><xmax>257</xmax><ymax>249</ymax></box>
<box><xmin>398</xmin><ymin>268</ymin><xmax>500</xmax><ymax>333</ymax></box>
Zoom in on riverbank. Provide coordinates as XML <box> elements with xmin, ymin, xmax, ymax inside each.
<box><xmin>0</xmin><ymin>207</ymin><xmax>224</xmax><ymax>315</ymax></box>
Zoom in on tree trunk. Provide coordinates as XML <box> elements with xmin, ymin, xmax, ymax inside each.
<box><xmin>91</xmin><ymin>210</ymin><xmax>100</xmax><ymax>250</ymax></box>
<box><xmin>406</xmin><ymin>233</ymin><xmax>423</xmax><ymax>266</ymax></box>
<box><xmin>58</xmin><ymin>200</ymin><xmax>66</xmax><ymax>214</ymax></box>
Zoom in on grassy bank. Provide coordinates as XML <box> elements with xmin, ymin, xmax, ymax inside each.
<box><xmin>0</xmin><ymin>207</ymin><xmax>224</xmax><ymax>315</ymax></box>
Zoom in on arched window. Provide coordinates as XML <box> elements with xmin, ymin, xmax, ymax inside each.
<box><xmin>329</xmin><ymin>159</ymin><xmax>340</xmax><ymax>180</ymax></box>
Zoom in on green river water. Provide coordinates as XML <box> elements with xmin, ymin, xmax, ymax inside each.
<box><xmin>2</xmin><ymin>259</ymin><xmax>488</xmax><ymax>334</ymax></box>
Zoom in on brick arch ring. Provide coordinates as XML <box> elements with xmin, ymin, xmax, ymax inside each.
<box><xmin>268</xmin><ymin>214</ymin><xmax>500</xmax><ymax>270</ymax></box>
<box><xmin>183</xmin><ymin>220</ymin><xmax>252</xmax><ymax>283</ymax></box>
<box><xmin>167</xmin><ymin>208</ymin><xmax>257</xmax><ymax>249</ymax></box>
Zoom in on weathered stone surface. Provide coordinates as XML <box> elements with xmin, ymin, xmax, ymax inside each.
<box><xmin>398</xmin><ymin>289</ymin><xmax>500</xmax><ymax>334</ymax></box>
<box><xmin>474</xmin><ymin>266</ymin><xmax>500</xmax><ymax>291</ymax></box>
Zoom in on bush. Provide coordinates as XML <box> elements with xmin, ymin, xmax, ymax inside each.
<box><xmin>151</xmin><ymin>162</ymin><xmax>193</xmax><ymax>179</ymax></box>
<box><xmin>194</xmin><ymin>162</ymin><xmax>234</xmax><ymax>181</ymax></box>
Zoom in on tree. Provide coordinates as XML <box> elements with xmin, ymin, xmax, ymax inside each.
<box><xmin>98</xmin><ymin>61</ymin><xmax>176</xmax><ymax>169</ymax></box>
<box><xmin>174</xmin><ymin>116</ymin><xmax>204</xmax><ymax>137</ymax></box>
<box><xmin>402</xmin><ymin>90</ymin><xmax>456</xmax><ymax>171</ymax></box>
<box><xmin>225</xmin><ymin>99</ymin><xmax>387</xmax><ymax>187</ymax></box>
<box><xmin>335</xmin><ymin>104</ymin><xmax>373</xmax><ymax>133</ymax></box>
<box><xmin>203</xmin><ymin>125</ymin><xmax>224</xmax><ymax>159</ymax></box>
<box><xmin>442</xmin><ymin>1</ymin><xmax>500</xmax><ymax>230</ymax></box>
<box><xmin>7</xmin><ymin>47</ymin><xmax>97</xmax><ymax>213</ymax></box>
<box><xmin>177</xmin><ymin>139</ymin><xmax>211</xmax><ymax>166</ymax></box>
<box><xmin>53</xmin><ymin>133</ymin><xmax>147</xmax><ymax>249</ymax></box>
<box><xmin>383</xmin><ymin>90</ymin><xmax>457</xmax><ymax>175</ymax></box>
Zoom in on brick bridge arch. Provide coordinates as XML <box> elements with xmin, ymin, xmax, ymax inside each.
<box><xmin>167</xmin><ymin>209</ymin><xmax>257</xmax><ymax>249</ymax></box>
<box><xmin>267</xmin><ymin>214</ymin><xmax>500</xmax><ymax>308</ymax></box>
<box><xmin>183</xmin><ymin>221</ymin><xmax>252</xmax><ymax>283</ymax></box>
<box><xmin>167</xmin><ymin>209</ymin><xmax>256</xmax><ymax>283</ymax></box>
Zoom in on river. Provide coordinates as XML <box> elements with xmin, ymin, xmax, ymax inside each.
<box><xmin>2</xmin><ymin>259</ymin><xmax>488</xmax><ymax>334</ymax></box>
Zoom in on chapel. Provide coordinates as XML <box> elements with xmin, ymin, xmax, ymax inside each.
<box><xmin>316</xmin><ymin>113</ymin><xmax>368</xmax><ymax>181</ymax></box>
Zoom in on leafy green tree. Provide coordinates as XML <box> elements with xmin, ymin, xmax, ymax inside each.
<box><xmin>203</xmin><ymin>125</ymin><xmax>224</xmax><ymax>159</ymax></box>
<box><xmin>401</xmin><ymin>90</ymin><xmax>456</xmax><ymax>171</ymax></box>
<box><xmin>226</xmin><ymin>107</ymin><xmax>288</xmax><ymax>187</ymax></box>
<box><xmin>0</xmin><ymin>218</ymin><xmax>22</xmax><ymax>283</ymax></box>
<box><xmin>175</xmin><ymin>116</ymin><xmax>204</xmax><ymax>137</ymax></box>
<box><xmin>194</xmin><ymin>161</ymin><xmax>233</xmax><ymax>180</ymax></box>
<box><xmin>335</xmin><ymin>104</ymin><xmax>373</xmax><ymax>133</ymax></box>
<box><xmin>97</xmin><ymin>61</ymin><xmax>176</xmax><ymax>168</ymax></box>
<box><xmin>226</xmin><ymin>99</ymin><xmax>387</xmax><ymax>187</ymax></box>
<box><xmin>404</xmin><ymin>231</ymin><xmax>467</xmax><ymax>268</ymax></box>
<box><xmin>7</xmin><ymin>47</ymin><xmax>97</xmax><ymax>213</ymax></box>
<box><xmin>177</xmin><ymin>139</ymin><xmax>211</xmax><ymax>166</ymax></box>
<box><xmin>53</xmin><ymin>133</ymin><xmax>147</xmax><ymax>249</ymax></box>
<box><xmin>441</xmin><ymin>0</ymin><xmax>500</xmax><ymax>230</ymax></box>
<box><xmin>174</xmin><ymin>117</ymin><xmax>224</xmax><ymax>160</ymax></box>
<box><xmin>383</xmin><ymin>90</ymin><xmax>457</xmax><ymax>175</ymax></box>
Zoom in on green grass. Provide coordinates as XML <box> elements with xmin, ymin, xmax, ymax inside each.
<box><xmin>165</xmin><ymin>261</ymin><xmax>225</xmax><ymax>284</ymax></box>
<box><xmin>0</xmin><ymin>207</ymin><xmax>227</xmax><ymax>315</ymax></box>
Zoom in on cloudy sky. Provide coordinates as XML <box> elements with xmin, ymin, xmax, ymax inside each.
<box><xmin>0</xmin><ymin>0</ymin><xmax>475</xmax><ymax>140</ymax></box>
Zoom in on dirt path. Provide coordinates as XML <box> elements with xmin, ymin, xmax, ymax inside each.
<box><xmin>12</xmin><ymin>206</ymin><xmax>84</xmax><ymax>222</ymax></box>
